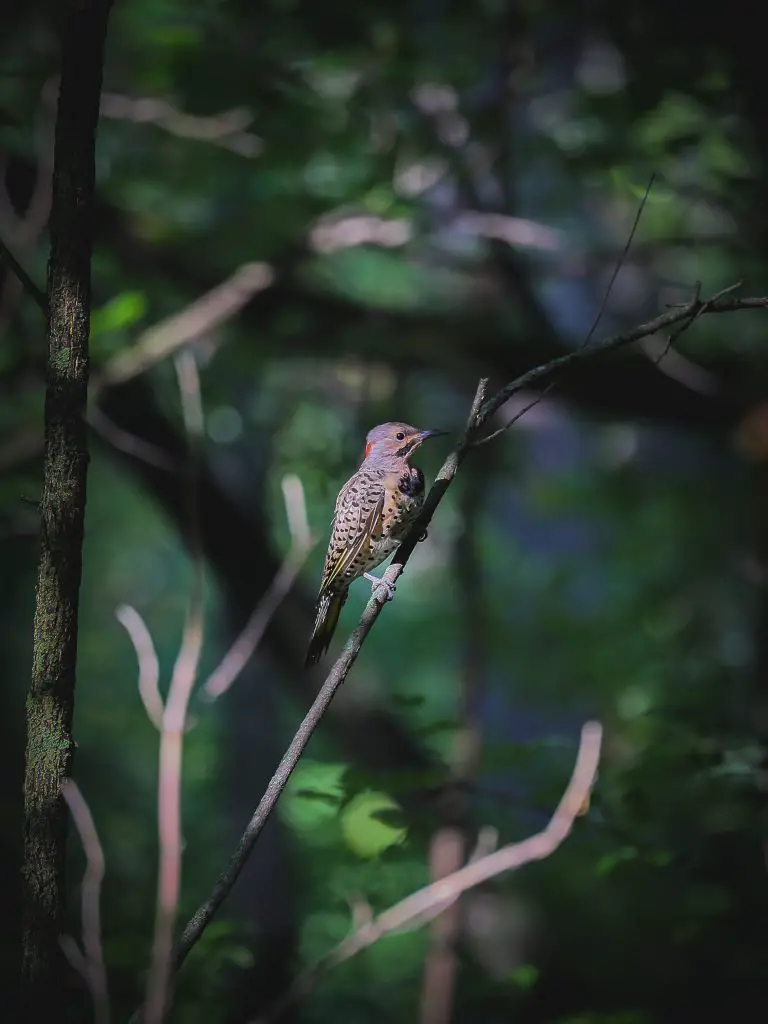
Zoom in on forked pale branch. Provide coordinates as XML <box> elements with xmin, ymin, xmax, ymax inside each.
<box><xmin>61</xmin><ymin>780</ymin><xmax>110</xmax><ymax>1024</ymax></box>
<box><xmin>143</xmin><ymin>352</ymin><xmax>206</xmax><ymax>1024</ymax></box>
<box><xmin>203</xmin><ymin>473</ymin><xmax>315</xmax><ymax>701</ymax></box>
<box><xmin>125</xmin><ymin>409</ymin><xmax>312</xmax><ymax>1024</ymax></box>
<box><xmin>116</xmin><ymin>605</ymin><xmax>164</xmax><ymax>729</ymax></box>
<box><xmin>255</xmin><ymin>722</ymin><xmax>602</xmax><ymax>1022</ymax></box>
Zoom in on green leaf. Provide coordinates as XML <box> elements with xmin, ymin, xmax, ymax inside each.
<box><xmin>595</xmin><ymin>845</ymin><xmax>638</xmax><ymax>876</ymax></box>
<box><xmin>340</xmin><ymin>790</ymin><xmax>408</xmax><ymax>859</ymax></box>
<box><xmin>391</xmin><ymin>693</ymin><xmax>427</xmax><ymax>708</ymax></box>
<box><xmin>281</xmin><ymin>761</ymin><xmax>347</xmax><ymax>834</ymax></box>
<box><xmin>510</xmin><ymin>963</ymin><xmax>540</xmax><ymax>989</ymax></box>
<box><xmin>91</xmin><ymin>290</ymin><xmax>147</xmax><ymax>338</ymax></box>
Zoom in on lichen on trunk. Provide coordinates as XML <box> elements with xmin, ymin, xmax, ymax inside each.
<box><xmin>21</xmin><ymin>0</ymin><xmax>115</xmax><ymax>1016</ymax></box>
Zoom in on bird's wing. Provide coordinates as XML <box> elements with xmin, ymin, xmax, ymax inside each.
<box><xmin>320</xmin><ymin>481</ymin><xmax>384</xmax><ymax>594</ymax></box>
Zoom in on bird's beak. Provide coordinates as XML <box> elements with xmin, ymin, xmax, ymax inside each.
<box><xmin>396</xmin><ymin>428</ymin><xmax>447</xmax><ymax>458</ymax></box>
<box><xmin>397</xmin><ymin>428</ymin><xmax>448</xmax><ymax>457</ymax></box>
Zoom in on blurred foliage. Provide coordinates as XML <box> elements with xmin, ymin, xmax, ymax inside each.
<box><xmin>2</xmin><ymin>0</ymin><xmax>768</xmax><ymax>1022</ymax></box>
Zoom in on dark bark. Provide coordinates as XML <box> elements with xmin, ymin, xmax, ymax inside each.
<box><xmin>21</xmin><ymin>0</ymin><xmax>114</xmax><ymax>1016</ymax></box>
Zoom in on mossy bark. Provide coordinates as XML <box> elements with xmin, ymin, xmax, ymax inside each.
<box><xmin>21</xmin><ymin>0</ymin><xmax>114</xmax><ymax>1016</ymax></box>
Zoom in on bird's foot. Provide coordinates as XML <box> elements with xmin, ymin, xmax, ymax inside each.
<box><xmin>364</xmin><ymin>572</ymin><xmax>396</xmax><ymax>601</ymax></box>
<box><xmin>418</xmin><ymin>529</ymin><xmax>428</xmax><ymax>542</ymax></box>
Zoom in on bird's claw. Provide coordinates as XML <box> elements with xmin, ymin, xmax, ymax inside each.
<box><xmin>418</xmin><ymin>529</ymin><xmax>428</xmax><ymax>542</ymax></box>
<box><xmin>364</xmin><ymin>572</ymin><xmax>396</xmax><ymax>601</ymax></box>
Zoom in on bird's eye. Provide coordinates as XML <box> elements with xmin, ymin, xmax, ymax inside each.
<box><xmin>395</xmin><ymin>432</ymin><xmax>405</xmax><ymax>441</ymax></box>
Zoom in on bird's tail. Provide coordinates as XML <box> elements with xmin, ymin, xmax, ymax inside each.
<box><xmin>305</xmin><ymin>589</ymin><xmax>347</xmax><ymax>667</ymax></box>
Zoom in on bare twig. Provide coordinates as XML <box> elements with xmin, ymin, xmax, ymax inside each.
<box><xmin>410</xmin><ymin>827</ymin><xmax>499</xmax><ymax>932</ymax></box>
<box><xmin>657</xmin><ymin>279</ymin><xmax>742</xmax><ymax>359</ymax></box>
<box><xmin>580</xmin><ymin>173</ymin><xmax>656</xmax><ymax>352</ymax></box>
<box><xmin>0</xmin><ymin>261</ymin><xmax>274</xmax><ymax>474</ymax></box>
<box><xmin>639</xmin><ymin>336</ymin><xmax>718</xmax><ymax>394</ymax></box>
<box><xmin>143</xmin><ymin>352</ymin><xmax>206</xmax><ymax>1024</ymax></box>
<box><xmin>309</xmin><ymin>209</ymin><xmax>564</xmax><ymax>254</ymax></box>
<box><xmin>256</xmin><ymin>722</ymin><xmax>602</xmax><ymax>1022</ymax></box>
<box><xmin>202</xmin><ymin>556</ymin><xmax>307</xmax><ymax>701</ymax></box>
<box><xmin>60</xmin><ymin>934</ymin><xmax>90</xmax><ymax>981</ymax></box>
<box><xmin>420</xmin><ymin>827</ymin><xmax>464</xmax><ymax>1024</ymax></box>
<box><xmin>474</xmin><ymin>288</ymin><xmax>768</xmax><ymax>444</ymax></box>
<box><xmin>95</xmin><ymin>262</ymin><xmax>274</xmax><ymax>392</ymax></box>
<box><xmin>473</xmin><ymin>391</ymin><xmax>547</xmax><ymax>448</ymax></box>
<box><xmin>124</xmin><ymin>395</ymin><xmax>313</xmax><ymax>1024</ymax></box>
<box><xmin>116</xmin><ymin>605</ymin><xmax>164</xmax><ymax>729</ymax></box>
<box><xmin>203</xmin><ymin>474</ymin><xmax>315</xmax><ymax>701</ymax></box>
<box><xmin>281</xmin><ymin>474</ymin><xmax>312</xmax><ymax>551</ymax></box>
<box><xmin>639</xmin><ymin>280</ymin><xmax>745</xmax><ymax>394</ymax></box>
<box><xmin>476</xmin><ymin>174</ymin><xmax>655</xmax><ymax>445</ymax></box>
<box><xmin>88</xmin><ymin>408</ymin><xmax>177</xmax><ymax>473</ymax></box>
<box><xmin>99</xmin><ymin>94</ymin><xmax>262</xmax><ymax>158</ymax></box>
<box><xmin>61</xmin><ymin>780</ymin><xmax>110</xmax><ymax>1024</ymax></box>
<box><xmin>0</xmin><ymin>78</ymin><xmax>55</xmax><ymax>336</ymax></box>
<box><xmin>420</xmin><ymin>452</ymin><xmax>490</xmax><ymax>1024</ymax></box>
<box><xmin>0</xmin><ymin>232</ymin><xmax>47</xmax><ymax>312</ymax></box>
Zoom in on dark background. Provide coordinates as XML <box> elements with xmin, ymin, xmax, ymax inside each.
<box><xmin>3</xmin><ymin>1</ymin><xmax>768</xmax><ymax>1021</ymax></box>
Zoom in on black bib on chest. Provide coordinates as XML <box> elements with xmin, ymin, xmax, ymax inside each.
<box><xmin>398</xmin><ymin>466</ymin><xmax>424</xmax><ymax>497</ymax></box>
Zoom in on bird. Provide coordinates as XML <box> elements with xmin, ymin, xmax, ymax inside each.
<box><xmin>304</xmin><ymin>421</ymin><xmax>446</xmax><ymax>667</ymax></box>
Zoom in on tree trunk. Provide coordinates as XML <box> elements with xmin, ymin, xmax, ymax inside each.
<box><xmin>21</xmin><ymin>1</ymin><xmax>114</xmax><ymax>1016</ymax></box>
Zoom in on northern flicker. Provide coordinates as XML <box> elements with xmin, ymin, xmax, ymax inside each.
<box><xmin>304</xmin><ymin>421</ymin><xmax>445</xmax><ymax>667</ymax></box>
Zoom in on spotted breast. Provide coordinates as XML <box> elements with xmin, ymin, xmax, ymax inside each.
<box><xmin>304</xmin><ymin>421</ymin><xmax>443</xmax><ymax>667</ymax></box>
<box><xmin>325</xmin><ymin>464</ymin><xmax>425</xmax><ymax>590</ymax></box>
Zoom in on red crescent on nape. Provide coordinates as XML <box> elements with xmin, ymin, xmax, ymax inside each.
<box><xmin>364</xmin><ymin>441</ymin><xmax>374</xmax><ymax>458</ymax></box>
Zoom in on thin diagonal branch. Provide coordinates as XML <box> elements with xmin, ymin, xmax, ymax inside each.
<box><xmin>129</xmin><ymin>285</ymin><xmax>768</xmax><ymax>1008</ymax></box>
<box><xmin>89</xmin><ymin>408</ymin><xmax>177</xmax><ymax>473</ymax></box>
<box><xmin>475</xmin><ymin>288</ymin><xmax>768</xmax><ymax>445</ymax></box>
<box><xmin>0</xmin><ymin>232</ymin><xmax>47</xmax><ymax>312</ymax></box>
<box><xmin>95</xmin><ymin>262</ymin><xmax>273</xmax><ymax>392</ymax></box>
<box><xmin>202</xmin><ymin>473</ymin><xmax>315</xmax><ymax>701</ymax></box>
<box><xmin>98</xmin><ymin>94</ymin><xmax>262</xmax><ymax>157</ymax></box>
<box><xmin>480</xmin><ymin>174</ymin><xmax>654</xmax><ymax>441</ymax></box>
<box><xmin>579</xmin><ymin>173</ymin><xmax>656</xmax><ymax>353</ymax></box>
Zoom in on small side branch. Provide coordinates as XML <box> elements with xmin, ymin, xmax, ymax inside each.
<box><xmin>61</xmin><ymin>780</ymin><xmax>110</xmax><ymax>1024</ymax></box>
<box><xmin>0</xmin><ymin>233</ymin><xmax>47</xmax><ymax>312</ymax></box>
<box><xmin>95</xmin><ymin>263</ymin><xmax>274</xmax><ymax>392</ymax></box>
<box><xmin>203</xmin><ymin>474</ymin><xmax>315</xmax><ymax>701</ymax></box>
<box><xmin>257</xmin><ymin>722</ymin><xmax>602</xmax><ymax>1022</ymax></box>
<box><xmin>476</xmin><ymin>288</ymin><xmax>768</xmax><ymax>440</ymax></box>
<box><xmin>116</xmin><ymin>605</ymin><xmax>164</xmax><ymax>729</ymax></box>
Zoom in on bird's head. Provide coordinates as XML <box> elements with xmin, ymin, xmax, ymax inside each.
<box><xmin>363</xmin><ymin>422</ymin><xmax>446</xmax><ymax>463</ymax></box>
